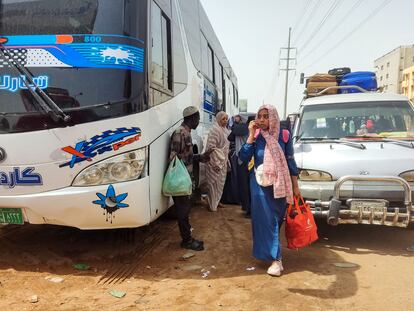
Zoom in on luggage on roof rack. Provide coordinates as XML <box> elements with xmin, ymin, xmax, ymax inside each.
<box><xmin>308</xmin><ymin>73</ymin><xmax>337</xmax><ymax>83</ymax></box>
<box><xmin>328</xmin><ymin>67</ymin><xmax>351</xmax><ymax>77</ymax></box>
<box><xmin>306</xmin><ymin>74</ymin><xmax>337</xmax><ymax>97</ymax></box>
<box><xmin>339</xmin><ymin>71</ymin><xmax>377</xmax><ymax>94</ymax></box>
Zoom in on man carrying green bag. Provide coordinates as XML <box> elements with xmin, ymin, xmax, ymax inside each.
<box><xmin>163</xmin><ymin>156</ymin><xmax>193</xmax><ymax>197</ymax></box>
<box><xmin>168</xmin><ymin>106</ymin><xmax>212</xmax><ymax>251</ymax></box>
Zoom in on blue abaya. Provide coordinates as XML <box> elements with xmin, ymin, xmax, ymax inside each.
<box><xmin>239</xmin><ymin>132</ymin><xmax>299</xmax><ymax>261</ymax></box>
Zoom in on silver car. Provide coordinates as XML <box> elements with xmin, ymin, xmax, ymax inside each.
<box><xmin>292</xmin><ymin>91</ymin><xmax>414</xmax><ymax>228</ymax></box>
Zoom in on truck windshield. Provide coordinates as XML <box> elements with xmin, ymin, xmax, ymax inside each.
<box><xmin>0</xmin><ymin>0</ymin><xmax>147</xmax><ymax>133</ymax></box>
<box><xmin>298</xmin><ymin>101</ymin><xmax>414</xmax><ymax>140</ymax></box>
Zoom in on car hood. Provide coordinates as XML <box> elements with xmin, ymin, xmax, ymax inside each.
<box><xmin>294</xmin><ymin>141</ymin><xmax>414</xmax><ymax>179</ymax></box>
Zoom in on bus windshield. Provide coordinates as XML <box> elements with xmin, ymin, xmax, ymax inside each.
<box><xmin>298</xmin><ymin>101</ymin><xmax>414</xmax><ymax>140</ymax></box>
<box><xmin>0</xmin><ymin>0</ymin><xmax>147</xmax><ymax>133</ymax></box>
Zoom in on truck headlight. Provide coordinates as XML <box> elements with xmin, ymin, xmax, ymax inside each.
<box><xmin>72</xmin><ymin>148</ymin><xmax>146</xmax><ymax>186</ymax></box>
<box><xmin>399</xmin><ymin>170</ymin><xmax>414</xmax><ymax>182</ymax></box>
<box><xmin>299</xmin><ymin>169</ymin><xmax>333</xmax><ymax>181</ymax></box>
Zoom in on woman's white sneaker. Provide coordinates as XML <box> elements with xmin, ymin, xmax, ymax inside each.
<box><xmin>267</xmin><ymin>261</ymin><xmax>282</xmax><ymax>277</ymax></box>
<box><xmin>278</xmin><ymin>260</ymin><xmax>284</xmax><ymax>272</ymax></box>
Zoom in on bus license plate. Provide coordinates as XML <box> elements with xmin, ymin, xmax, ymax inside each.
<box><xmin>0</xmin><ymin>208</ymin><xmax>24</xmax><ymax>225</ymax></box>
<box><xmin>350</xmin><ymin>200</ymin><xmax>387</xmax><ymax>212</ymax></box>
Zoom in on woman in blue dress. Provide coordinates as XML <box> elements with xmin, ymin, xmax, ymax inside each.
<box><xmin>239</xmin><ymin>105</ymin><xmax>300</xmax><ymax>276</ymax></box>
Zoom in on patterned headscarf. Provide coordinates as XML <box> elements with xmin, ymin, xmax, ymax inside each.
<box><xmin>215</xmin><ymin>111</ymin><xmax>230</xmax><ymax>135</ymax></box>
<box><xmin>256</xmin><ymin>105</ymin><xmax>293</xmax><ymax>204</ymax></box>
<box><xmin>216</xmin><ymin>111</ymin><xmax>228</xmax><ymax>126</ymax></box>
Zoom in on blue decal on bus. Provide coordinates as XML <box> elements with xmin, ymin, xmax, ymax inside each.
<box><xmin>0</xmin><ymin>75</ymin><xmax>49</xmax><ymax>92</ymax></box>
<box><xmin>68</xmin><ymin>44</ymin><xmax>144</xmax><ymax>71</ymax></box>
<box><xmin>203</xmin><ymin>87</ymin><xmax>216</xmax><ymax>114</ymax></box>
<box><xmin>60</xmin><ymin>127</ymin><xmax>142</xmax><ymax>168</ymax></box>
<box><xmin>203</xmin><ymin>101</ymin><xmax>214</xmax><ymax>113</ymax></box>
<box><xmin>93</xmin><ymin>184</ymin><xmax>129</xmax><ymax>223</ymax></box>
<box><xmin>2</xmin><ymin>34</ymin><xmax>144</xmax><ymax>46</ymax></box>
<box><xmin>0</xmin><ymin>167</ymin><xmax>43</xmax><ymax>188</ymax></box>
<box><xmin>1</xmin><ymin>34</ymin><xmax>145</xmax><ymax>72</ymax></box>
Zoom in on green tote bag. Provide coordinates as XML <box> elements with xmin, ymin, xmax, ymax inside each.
<box><xmin>162</xmin><ymin>156</ymin><xmax>192</xmax><ymax>196</ymax></box>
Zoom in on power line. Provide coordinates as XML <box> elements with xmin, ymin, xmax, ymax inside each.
<box><xmin>265</xmin><ymin>59</ymin><xmax>281</xmax><ymax>102</ymax></box>
<box><xmin>298</xmin><ymin>0</ymin><xmax>343</xmax><ymax>54</ymax></box>
<box><xmin>291</xmin><ymin>0</ymin><xmax>313</xmax><ymax>35</ymax></box>
<box><xmin>300</xmin><ymin>0</ymin><xmax>393</xmax><ymax>72</ymax></box>
<box><xmin>298</xmin><ymin>0</ymin><xmax>364</xmax><ymax>64</ymax></box>
<box><xmin>292</xmin><ymin>0</ymin><xmax>323</xmax><ymax>46</ymax></box>
<box><xmin>279</xmin><ymin>27</ymin><xmax>296</xmax><ymax>118</ymax></box>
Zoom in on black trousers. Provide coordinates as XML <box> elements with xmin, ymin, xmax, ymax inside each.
<box><xmin>220</xmin><ymin>154</ymin><xmax>241</xmax><ymax>204</ymax></box>
<box><xmin>237</xmin><ymin>160</ymin><xmax>251</xmax><ymax>214</ymax></box>
<box><xmin>172</xmin><ymin>195</ymin><xmax>192</xmax><ymax>243</ymax></box>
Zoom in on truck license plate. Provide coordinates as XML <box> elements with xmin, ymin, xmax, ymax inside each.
<box><xmin>0</xmin><ymin>208</ymin><xmax>24</xmax><ymax>225</ymax></box>
<box><xmin>350</xmin><ymin>200</ymin><xmax>387</xmax><ymax>212</ymax></box>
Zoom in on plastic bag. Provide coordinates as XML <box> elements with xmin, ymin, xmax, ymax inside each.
<box><xmin>162</xmin><ymin>156</ymin><xmax>192</xmax><ymax>196</ymax></box>
<box><xmin>285</xmin><ymin>195</ymin><xmax>318</xmax><ymax>249</ymax></box>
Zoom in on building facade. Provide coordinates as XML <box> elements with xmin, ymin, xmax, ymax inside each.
<box><xmin>374</xmin><ymin>45</ymin><xmax>414</xmax><ymax>94</ymax></box>
<box><xmin>402</xmin><ymin>65</ymin><xmax>414</xmax><ymax>101</ymax></box>
<box><xmin>239</xmin><ymin>99</ymin><xmax>248</xmax><ymax>112</ymax></box>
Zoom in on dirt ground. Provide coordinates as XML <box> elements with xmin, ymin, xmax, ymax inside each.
<box><xmin>0</xmin><ymin>203</ymin><xmax>413</xmax><ymax>311</ymax></box>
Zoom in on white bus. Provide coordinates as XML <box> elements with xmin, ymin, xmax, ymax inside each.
<box><xmin>0</xmin><ymin>0</ymin><xmax>239</xmax><ymax>229</ymax></box>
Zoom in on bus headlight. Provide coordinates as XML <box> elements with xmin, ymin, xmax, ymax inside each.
<box><xmin>299</xmin><ymin>169</ymin><xmax>333</xmax><ymax>181</ymax></box>
<box><xmin>399</xmin><ymin>170</ymin><xmax>414</xmax><ymax>182</ymax></box>
<box><xmin>72</xmin><ymin>149</ymin><xmax>146</xmax><ymax>186</ymax></box>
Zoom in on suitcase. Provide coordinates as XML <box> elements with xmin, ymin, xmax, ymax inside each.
<box><xmin>339</xmin><ymin>71</ymin><xmax>377</xmax><ymax>93</ymax></box>
<box><xmin>306</xmin><ymin>81</ymin><xmax>337</xmax><ymax>96</ymax></box>
<box><xmin>308</xmin><ymin>73</ymin><xmax>337</xmax><ymax>83</ymax></box>
<box><xmin>328</xmin><ymin>67</ymin><xmax>351</xmax><ymax>77</ymax></box>
<box><xmin>328</xmin><ymin>67</ymin><xmax>351</xmax><ymax>84</ymax></box>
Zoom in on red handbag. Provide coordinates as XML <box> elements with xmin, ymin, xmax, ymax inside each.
<box><xmin>285</xmin><ymin>196</ymin><xmax>318</xmax><ymax>249</ymax></box>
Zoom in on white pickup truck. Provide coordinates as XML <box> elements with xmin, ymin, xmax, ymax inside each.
<box><xmin>291</xmin><ymin>88</ymin><xmax>414</xmax><ymax>228</ymax></box>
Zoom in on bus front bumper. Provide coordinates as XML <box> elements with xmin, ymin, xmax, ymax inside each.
<box><xmin>0</xmin><ymin>177</ymin><xmax>151</xmax><ymax>230</ymax></box>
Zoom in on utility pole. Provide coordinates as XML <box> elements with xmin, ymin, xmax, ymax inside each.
<box><xmin>279</xmin><ymin>27</ymin><xmax>296</xmax><ymax>118</ymax></box>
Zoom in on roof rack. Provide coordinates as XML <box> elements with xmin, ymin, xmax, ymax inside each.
<box><xmin>306</xmin><ymin>85</ymin><xmax>370</xmax><ymax>98</ymax></box>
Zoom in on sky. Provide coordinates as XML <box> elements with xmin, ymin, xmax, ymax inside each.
<box><xmin>199</xmin><ymin>0</ymin><xmax>414</xmax><ymax>116</ymax></box>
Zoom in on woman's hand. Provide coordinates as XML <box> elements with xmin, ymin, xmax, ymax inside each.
<box><xmin>293</xmin><ymin>183</ymin><xmax>301</xmax><ymax>197</ymax></box>
<box><xmin>247</xmin><ymin>120</ymin><xmax>257</xmax><ymax>144</ymax></box>
<box><xmin>248</xmin><ymin>120</ymin><xmax>257</xmax><ymax>136</ymax></box>
<box><xmin>213</xmin><ymin>166</ymin><xmax>221</xmax><ymax>173</ymax></box>
<box><xmin>291</xmin><ymin>176</ymin><xmax>301</xmax><ymax>197</ymax></box>
<box><xmin>200</xmin><ymin>149</ymin><xmax>213</xmax><ymax>163</ymax></box>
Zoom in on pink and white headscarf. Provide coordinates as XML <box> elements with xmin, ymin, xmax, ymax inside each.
<box><xmin>257</xmin><ymin>104</ymin><xmax>293</xmax><ymax>204</ymax></box>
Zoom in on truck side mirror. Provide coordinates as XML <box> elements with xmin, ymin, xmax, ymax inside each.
<box><xmin>300</xmin><ymin>73</ymin><xmax>305</xmax><ymax>85</ymax></box>
<box><xmin>288</xmin><ymin>113</ymin><xmax>299</xmax><ymax>131</ymax></box>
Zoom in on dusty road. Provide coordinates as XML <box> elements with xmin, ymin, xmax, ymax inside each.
<box><xmin>0</xmin><ymin>204</ymin><xmax>413</xmax><ymax>311</ymax></box>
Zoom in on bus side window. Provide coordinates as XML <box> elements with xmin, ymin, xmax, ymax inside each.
<box><xmin>171</xmin><ymin>0</ymin><xmax>188</xmax><ymax>96</ymax></box>
<box><xmin>151</xmin><ymin>1</ymin><xmax>172</xmax><ymax>105</ymax></box>
<box><xmin>221</xmin><ymin>64</ymin><xmax>226</xmax><ymax>112</ymax></box>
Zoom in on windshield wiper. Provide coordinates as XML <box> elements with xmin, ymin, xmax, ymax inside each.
<box><xmin>382</xmin><ymin>138</ymin><xmax>414</xmax><ymax>149</ymax></box>
<box><xmin>0</xmin><ymin>46</ymin><xmax>71</xmax><ymax>123</ymax></box>
<box><xmin>299</xmin><ymin>137</ymin><xmax>366</xmax><ymax>149</ymax></box>
<box><xmin>334</xmin><ymin>139</ymin><xmax>366</xmax><ymax>150</ymax></box>
<box><xmin>299</xmin><ymin>137</ymin><xmax>340</xmax><ymax>141</ymax></box>
<box><xmin>345</xmin><ymin>135</ymin><xmax>414</xmax><ymax>149</ymax></box>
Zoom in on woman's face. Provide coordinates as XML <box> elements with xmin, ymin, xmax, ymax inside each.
<box><xmin>219</xmin><ymin>114</ymin><xmax>229</xmax><ymax>127</ymax></box>
<box><xmin>257</xmin><ymin>109</ymin><xmax>269</xmax><ymax>130</ymax></box>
